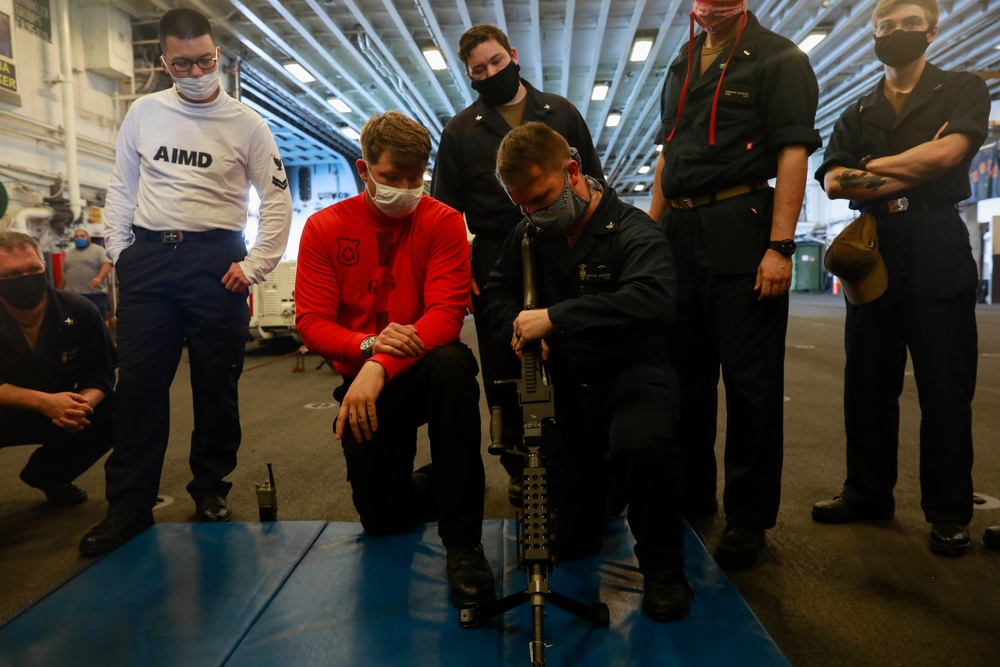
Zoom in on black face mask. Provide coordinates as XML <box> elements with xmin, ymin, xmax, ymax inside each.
<box><xmin>470</xmin><ymin>59</ymin><xmax>522</xmax><ymax>106</ymax></box>
<box><xmin>0</xmin><ymin>272</ymin><xmax>48</xmax><ymax>310</ymax></box>
<box><xmin>874</xmin><ymin>30</ymin><xmax>931</xmax><ymax>68</ymax></box>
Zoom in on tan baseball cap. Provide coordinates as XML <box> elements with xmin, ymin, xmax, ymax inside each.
<box><xmin>824</xmin><ymin>212</ymin><xmax>888</xmax><ymax>305</ymax></box>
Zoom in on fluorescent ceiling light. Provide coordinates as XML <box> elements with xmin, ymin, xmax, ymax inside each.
<box><xmin>341</xmin><ymin>127</ymin><xmax>361</xmax><ymax>141</ymax></box>
<box><xmin>630</xmin><ymin>38</ymin><xmax>653</xmax><ymax>62</ymax></box>
<box><xmin>327</xmin><ymin>97</ymin><xmax>352</xmax><ymax>114</ymax></box>
<box><xmin>633</xmin><ymin>184</ymin><xmax>646</xmax><ymax>192</ymax></box>
<box><xmin>638</xmin><ymin>165</ymin><xmax>651</xmax><ymax>174</ymax></box>
<box><xmin>591</xmin><ymin>83</ymin><xmax>609</xmax><ymax>101</ymax></box>
<box><xmin>605</xmin><ymin>112</ymin><xmax>621</xmax><ymax>128</ymax></box>
<box><xmin>283</xmin><ymin>62</ymin><xmax>315</xmax><ymax>83</ymax></box>
<box><xmin>798</xmin><ymin>31</ymin><xmax>827</xmax><ymax>54</ymax></box>
<box><xmin>422</xmin><ymin>47</ymin><xmax>447</xmax><ymax>71</ymax></box>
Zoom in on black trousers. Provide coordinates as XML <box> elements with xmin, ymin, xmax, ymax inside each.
<box><xmin>470</xmin><ymin>236</ymin><xmax>523</xmax><ymax>476</ymax></box>
<box><xmin>2</xmin><ymin>400</ymin><xmax>112</xmax><ymax>489</ymax></box>
<box><xmin>335</xmin><ymin>342</ymin><xmax>485</xmax><ymax>547</ymax></box>
<box><xmin>105</xmin><ymin>231</ymin><xmax>249</xmax><ymax>520</ymax></box>
<box><xmin>80</xmin><ymin>293</ymin><xmax>110</xmax><ymax>323</ymax></box>
<box><xmin>841</xmin><ymin>279</ymin><xmax>977</xmax><ymax>524</ymax></box>
<box><xmin>545</xmin><ymin>363</ymin><xmax>685</xmax><ymax>577</ymax></box>
<box><xmin>662</xmin><ymin>189</ymin><xmax>787</xmax><ymax>530</ymax></box>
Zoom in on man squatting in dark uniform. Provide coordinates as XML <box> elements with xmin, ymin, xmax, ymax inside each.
<box><xmin>647</xmin><ymin>0</ymin><xmax>821</xmax><ymax>569</ymax></box>
<box><xmin>0</xmin><ymin>232</ymin><xmax>115</xmax><ymax>506</ymax></box>
<box><xmin>484</xmin><ymin>123</ymin><xmax>690</xmax><ymax>622</ymax></box>
<box><xmin>432</xmin><ymin>25</ymin><xmax>604</xmax><ymax>502</ymax></box>
<box><xmin>812</xmin><ymin>0</ymin><xmax>989</xmax><ymax>556</ymax></box>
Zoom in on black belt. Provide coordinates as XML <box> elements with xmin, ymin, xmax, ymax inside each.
<box><xmin>869</xmin><ymin>197</ymin><xmax>958</xmax><ymax>216</ymax></box>
<box><xmin>134</xmin><ymin>226</ymin><xmax>243</xmax><ymax>243</ymax></box>
<box><xmin>667</xmin><ymin>181</ymin><xmax>770</xmax><ymax>210</ymax></box>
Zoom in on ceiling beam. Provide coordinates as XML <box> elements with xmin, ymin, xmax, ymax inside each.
<box><xmin>592</xmin><ymin>0</ymin><xmax>658</xmax><ymax>148</ymax></box>
<box><xmin>224</xmin><ymin>0</ymin><xmax>355</xmax><ymax>129</ymax></box>
<box><xmin>414</xmin><ymin>0</ymin><xmax>474</xmax><ymax>109</ymax></box>
<box><xmin>261</xmin><ymin>0</ymin><xmax>387</xmax><ymax>117</ymax></box>
<box><xmin>378</xmin><ymin>0</ymin><xmax>457</xmax><ymax>121</ymax></box>
<box><xmin>455</xmin><ymin>0</ymin><xmax>473</xmax><ymax>32</ymax></box>
<box><xmin>492</xmin><ymin>0</ymin><xmax>508</xmax><ymax>37</ymax></box>
<box><xmin>529</xmin><ymin>0</ymin><xmax>544</xmax><ymax>87</ymax></box>
<box><xmin>186</xmin><ymin>0</ymin><xmax>337</xmax><ymax>129</ymax></box>
<box><xmin>560</xmin><ymin>0</ymin><xmax>577</xmax><ymax>98</ymax></box>
<box><xmin>299</xmin><ymin>0</ymin><xmax>437</xmax><ymax>132</ymax></box>
<box><xmin>338</xmin><ymin>0</ymin><xmax>444</xmax><ymax>134</ymax></box>
<box><xmin>605</xmin><ymin>81</ymin><xmax>662</xmax><ymax>184</ymax></box>
<box><xmin>579</xmin><ymin>0</ymin><xmax>613</xmax><ymax>119</ymax></box>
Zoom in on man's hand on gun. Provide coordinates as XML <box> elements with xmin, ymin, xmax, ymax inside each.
<box><xmin>511</xmin><ymin>308</ymin><xmax>553</xmax><ymax>359</ymax></box>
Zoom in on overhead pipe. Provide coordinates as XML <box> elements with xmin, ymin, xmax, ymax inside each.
<box><xmin>8</xmin><ymin>207</ymin><xmax>54</xmax><ymax>234</ymax></box>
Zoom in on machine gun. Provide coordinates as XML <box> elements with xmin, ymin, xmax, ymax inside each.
<box><xmin>458</xmin><ymin>227</ymin><xmax>609</xmax><ymax>666</ymax></box>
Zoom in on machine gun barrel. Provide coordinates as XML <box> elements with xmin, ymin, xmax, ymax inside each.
<box><xmin>459</xmin><ymin>226</ymin><xmax>608</xmax><ymax>664</ymax></box>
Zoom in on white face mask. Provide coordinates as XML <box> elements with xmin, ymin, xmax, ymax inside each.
<box><xmin>366</xmin><ymin>170</ymin><xmax>423</xmax><ymax>218</ymax></box>
<box><xmin>161</xmin><ymin>52</ymin><xmax>221</xmax><ymax>102</ymax></box>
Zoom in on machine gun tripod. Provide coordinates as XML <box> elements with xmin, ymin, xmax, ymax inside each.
<box><xmin>458</xmin><ymin>228</ymin><xmax>609</xmax><ymax>666</ymax></box>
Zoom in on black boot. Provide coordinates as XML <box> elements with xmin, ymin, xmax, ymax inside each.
<box><xmin>642</xmin><ymin>575</ymin><xmax>693</xmax><ymax>622</ymax></box>
<box><xmin>79</xmin><ymin>514</ymin><xmax>154</xmax><ymax>557</ymax></box>
<box><xmin>714</xmin><ymin>525</ymin><xmax>765</xmax><ymax>569</ymax></box>
<box><xmin>446</xmin><ymin>544</ymin><xmax>496</xmax><ymax>607</ymax></box>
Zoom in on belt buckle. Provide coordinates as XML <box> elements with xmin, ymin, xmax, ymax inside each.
<box><xmin>887</xmin><ymin>197</ymin><xmax>909</xmax><ymax>214</ymax></box>
<box><xmin>162</xmin><ymin>231</ymin><xmax>183</xmax><ymax>243</ymax></box>
<box><xmin>679</xmin><ymin>197</ymin><xmax>695</xmax><ymax>210</ymax></box>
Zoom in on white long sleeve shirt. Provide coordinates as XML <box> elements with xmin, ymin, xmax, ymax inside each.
<box><xmin>103</xmin><ymin>86</ymin><xmax>292</xmax><ymax>284</ymax></box>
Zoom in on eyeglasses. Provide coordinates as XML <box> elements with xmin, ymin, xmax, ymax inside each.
<box><xmin>164</xmin><ymin>55</ymin><xmax>219</xmax><ymax>73</ymax></box>
<box><xmin>874</xmin><ymin>17</ymin><xmax>928</xmax><ymax>36</ymax></box>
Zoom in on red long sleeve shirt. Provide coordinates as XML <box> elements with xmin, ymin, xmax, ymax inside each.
<box><xmin>295</xmin><ymin>193</ymin><xmax>470</xmax><ymax>381</ymax></box>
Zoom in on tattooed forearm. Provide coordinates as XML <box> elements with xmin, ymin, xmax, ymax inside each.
<box><xmin>835</xmin><ymin>169</ymin><xmax>887</xmax><ymax>192</ymax></box>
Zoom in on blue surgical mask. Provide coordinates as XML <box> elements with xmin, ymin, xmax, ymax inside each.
<box><xmin>75</xmin><ymin>238</ymin><xmax>89</xmax><ymax>249</ymax></box>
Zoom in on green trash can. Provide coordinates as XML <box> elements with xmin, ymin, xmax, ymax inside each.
<box><xmin>792</xmin><ymin>241</ymin><xmax>824</xmax><ymax>292</ymax></box>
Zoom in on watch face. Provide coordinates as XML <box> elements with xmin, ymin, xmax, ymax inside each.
<box><xmin>361</xmin><ymin>336</ymin><xmax>375</xmax><ymax>350</ymax></box>
<box><xmin>772</xmin><ymin>240</ymin><xmax>796</xmax><ymax>256</ymax></box>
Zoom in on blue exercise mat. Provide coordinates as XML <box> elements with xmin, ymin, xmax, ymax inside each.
<box><xmin>0</xmin><ymin>519</ymin><xmax>788</xmax><ymax>667</ymax></box>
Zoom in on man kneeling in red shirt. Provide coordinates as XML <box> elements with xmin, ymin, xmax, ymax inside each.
<box><xmin>295</xmin><ymin>111</ymin><xmax>495</xmax><ymax>608</ymax></box>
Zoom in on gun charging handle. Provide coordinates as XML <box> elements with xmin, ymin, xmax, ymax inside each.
<box><xmin>256</xmin><ymin>462</ymin><xmax>278</xmax><ymax>521</ymax></box>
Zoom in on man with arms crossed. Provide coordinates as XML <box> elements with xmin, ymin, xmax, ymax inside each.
<box><xmin>812</xmin><ymin>0</ymin><xmax>989</xmax><ymax>556</ymax></box>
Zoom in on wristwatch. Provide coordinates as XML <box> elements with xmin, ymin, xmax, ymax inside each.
<box><xmin>360</xmin><ymin>336</ymin><xmax>377</xmax><ymax>360</ymax></box>
<box><xmin>767</xmin><ymin>239</ymin><xmax>797</xmax><ymax>256</ymax></box>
